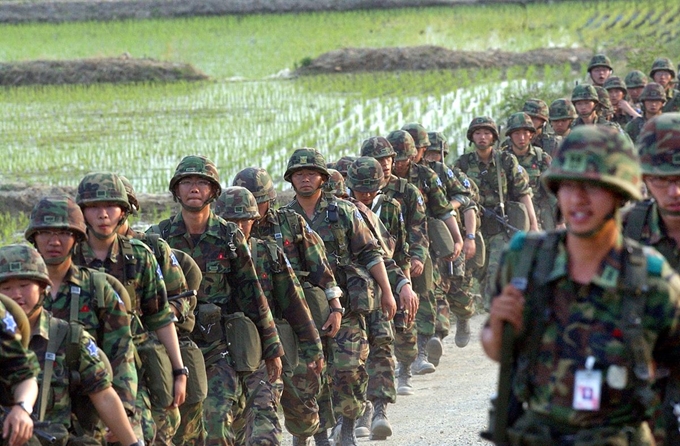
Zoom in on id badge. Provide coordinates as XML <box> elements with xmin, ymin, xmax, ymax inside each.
<box><xmin>573</xmin><ymin>369</ymin><xmax>602</xmax><ymax>411</ymax></box>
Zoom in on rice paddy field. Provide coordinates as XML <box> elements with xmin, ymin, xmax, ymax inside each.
<box><xmin>0</xmin><ymin>0</ymin><xmax>678</xmax><ymax>194</ymax></box>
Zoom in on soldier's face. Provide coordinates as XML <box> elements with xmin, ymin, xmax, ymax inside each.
<box><xmin>550</xmin><ymin>119</ymin><xmax>572</xmax><ymax>136</ymax></box>
<box><xmin>509</xmin><ymin>129</ymin><xmax>532</xmax><ymax>152</ymax></box>
<box><xmin>393</xmin><ymin>158</ymin><xmax>410</xmax><ymax>177</ymax></box>
<box><xmin>530</xmin><ymin>117</ymin><xmax>544</xmax><ymax>133</ymax></box>
<box><xmin>0</xmin><ymin>278</ymin><xmax>43</xmax><ymax>317</ymax></box>
<box><xmin>574</xmin><ymin>100</ymin><xmax>596</xmax><ymax>118</ymax></box>
<box><xmin>413</xmin><ymin>147</ymin><xmax>426</xmax><ymax>163</ymax></box>
<box><xmin>608</xmin><ymin>89</ymin><xmax>625</xmax><ymax>106</ymax></box>
<box><xmin>232</xmin><ymin>219</ymin><xmax>254</xmax><ymax>239</ymax></box>
<box><xmin>83</xmin><ymin>203</ymin><xmax>125</xmax><ymax>237</ymax></box>
<box><xmin>34</xmin><ymin>230</ymin><xmax>76</xmax><ymax>262</ymax></box>
<box><xmin>653</xmin><ymin>70</ymin><xmax>672</xmax><ymax>89</ymax></box>
<box><xmin>644</xmin><ymin>175</ymin><xmax>680</xmax><ymax>217</ymax></box>
<box><xmin>352</xmin><ymin>190</ymin><xmax>379</xmax><ymax>207</ymax></box>
<box><xmin>423</xmin><ymin>151</ymin><xmax>441</xmax><ymax>162</ymax></box>
<box><xmin>644</xmin><ymin>100</ymin><xmax>664</xmax><ymax>115</ymax></box>
<box><xmin>557</xmin><ymin>180</ymin><xmax>618</xmax><ymax>236</ymax></box>
<box><xmin>472</xmin><ymin>129</ymin><xmax>494</xmax><ymax>150</ymax></box>
<box><xmin>291</xmin><ymin>169</ymin><xmax>324</xmax><ymax>197</ymax></box>
<box><xmin>377</xmin><ymin>156</ymin><xmax>393</xmax><ymax>179</ymax></box>
<box><xmin>629</xmin><ymin>87</ymin><xmax>644</xmax><ymax>102</ymax></box>
<box><xmin>589</xmin><ymin>67</ymin><xmax>612</xmax><ymax>86</ymax></box>
<box><xmin>257</xmin><ymin>201</ymin><xmax>269</xmax><ymax>220</ymax></box>
<box><xmin>176</xmin><ymin>175</ymin><xmax>214</xmax><ymax>208</ymax></box>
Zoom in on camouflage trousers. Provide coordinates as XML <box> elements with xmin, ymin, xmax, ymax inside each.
<box><xmin>436</xmin><ymin>254</ymin><xmax>475</xmax><ymax>330</ymax></box>
<box><xmin>233</xmin><ymin>362</ymin><xmax>282</xmax><ymax>446</ymax></box>
<box><xmin>328</xmin><ymin>313</ymin><xmax>369</xmax><ymax>420</ymax></box>
<box><xmin>366</xmin><ymin>309</ymin><xmax>396</xmax><ymax>403</ymax></box>
<box><xmin>135</xmin><ymin>385</ymin><xmax>156</xmax><ymax>444</ymax></box>
<box><xmin>151</xmin><ymin>404</ymin><xmax>180</xmax><ymax>446</ymax></box>
<box><xmin>393</xmin><ymin>322</ymin><xmax>417</xmax><ymax>366</ymax></box>
<box><xmin>202</xmin><ymin>355</ymin><xmax>241</xmax><ymax>446</ymax></box>
<box><xmin>479</xmin><ymin>231</ymin><xmax>510</xmax><ymax>309</ymax></box>
<box><xmin>173</xmin><ymin>401</ymin><xmax>205</xmax><ymax>446</ymax></box>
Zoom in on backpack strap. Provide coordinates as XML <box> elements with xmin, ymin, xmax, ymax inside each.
<box><xmin>69</xmin><ymin>283</ymin><xmax>82</xmax><ymax>324</ymax></box>
<box><xmin>533</xmin><ymin>146</ymin><xmax>543</xmax><ymax>164</ymax></box>
<box><xmin>38</xmin><ymin>315</ymin><xmax>69</xmax><ymax>421</ymax></box>
<box><xmin>457</xmin><ymin>153</ymin><xmax>469</xmax><ymax>172</ymax></box>
<box><xmin>623</xmin><ymin>200</ymin><xmax>655</xmax><ymax>240</ymax></box>
<box><xmin>145</xmin><ymin>233</ymin><xmax>162</xmax><ymax>259</ymax></box>
<box><xmin>149</xmin><ymin>219</ymin><xmax>172</xmax><ymax>240</ymax></box>
<box><xmin>119</xmin><ymin>237</ymin><xmax>138</xmax><ymax>307</ymax></box>
<box><xmin>326</xmin><ymin>197</ymin><xmax>350</xmax><ymax>264</ymax></box>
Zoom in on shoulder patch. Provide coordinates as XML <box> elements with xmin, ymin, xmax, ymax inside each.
<box><xmin>508</xmin><ymin>231</ymin><xmax>528</xmax><ymax>251</ymax></box>
<box><xmin>354</xmin><ymin>209</ymin><xmax>364</xmax><ymax>222</ymax></box>
<box><xmin>113</xmin><ymin>290</ymin><xmax>125</xmax><ymax>308</ymax></box>
<box><xmin>436</xmin><ymin>177</ymin><xmax>443</xmax><ymax>187</ymax></box>
<box><xmin>2</xmin><ymin>312</ymin><xmax>17</xmax><ymax>334</ymax></box>
<box><xmin>86</xmin><ymin>338</ymin><xmax>99</xmax><ymax>358</ymax></box>
<box><xmin>447</xmin><ymin>169</ymin><xmax>454</xmax><ymax>179</ymax></box>
<box><xmin>517</xmin><ymin>165</ymin><xmax>524</xmax><ymax>174</ymax></box>
<box><xmin>463</xmin><ymin>178</ymin><xmax>471</xmax><ymax>188</ymax></box>
<box><xmin>417</xmin><ymin>196</ymin><xmax>424</xmax><ymax>206</ymax></box>
<box><xmin>156</xmin><ymin>264</ymin><xmax>164</xmax><ymax>280</ymax></box>
<box><xmin>169</xmin><ymin>252</ymin><xmax>180</xmax><ymax>267</ymax></box>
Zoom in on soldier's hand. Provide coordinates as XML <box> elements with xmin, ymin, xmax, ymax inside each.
<box><xmin>463</xmin><ymin>238</ymin><xmax>476</xmax><ymax>260</ymax></box>
<box><xmin>443</xmin><ymin>241</ymin><xmax>464</xmax><ymax>261</ymax></box>
<box><xmin>381</xmin><ymin>290</ymin><xmax>397</xmax><ymax>321</ymax></box>
<box><xmin>398</xmin><ymin>284</ymin><xmax>418</xmax><ymax>325</ymax></box>
<box><xmin>265</xmin><ymin>357</ymin><xmax>283</xmax><ymax>383</ymax></box>
<box><xmin>308</xmin><ymin>357</ymin><xmax>324</xmax><ymax>376</ymax></box>
<box><xmin>3</xmin><ymin>405</ymin><xmax>33</xmax><ymax>446</ymax></box>
<box><xmin>322</xmin><ymin>312</ymin><xmax>342</xmax><ymax>338</ymax></box>
<box><xmin>410</xmin><ymin>258</ymin><xmax>424</xmax><ymax>277</ymax></box>
<box><xmin>172</xmin><ymin>374</ymin><xmax>187</xmax><ymax>408</ymax></box>
<box><xmin>489</xmin><ymin>284</ymin><xmax>525</xmax><ymax>337</ymax></box>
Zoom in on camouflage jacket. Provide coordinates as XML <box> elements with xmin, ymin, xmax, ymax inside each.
<box><xmin>401</xmin><ymin>162</ymin><xmax>455</xmax><ymax>221</ymax></box>
<box><xmin>621</xmin><ymin>200</ymin><xmax>680</xmax><ymax>271</ymax></box>
<box><xmin>493</xmin><ymin>231</ymin><xmax>680</xmax><ymax>428</ymax></box>
<box><xmin>502</xmin><ymin>144</ymin><xmax>554</xmax><ymax>206</ymax></box>
<box><xmin>625</xmin><ymin>116</ymin><xmax>651</xmax><ymax>143</ymax></box>
<box><xmin>452</xmin><ymin>166</ymin><xmax>482</xmax><ymax>233</ymax></box>
<box><xmin>251</xmin><ymin>207</ymin><xmax>341</xmax><ymax>301</ymax></box>
<box><xmin>381</xmin><ymin>175</ymin><xmax>429</xmax><ymax>264</ymax></box>
<box><xmin>532</xmin><ymin>131</ymin><xmax>562</xmax><ymax>158</ymax></box>
<box><xmin>249</xmin><ymin>237</ymin><xmax>323</xmax><ymax>363</ymax></box>
<box><xmin>32</xmin><ymin>311</ymin><xmax>112</xmax><ymax>427</ymax></box>
<box><xmin>663</xmin><ymin>88</ymin><xmax>680</xmax><ymax>113</ymax></box>
<box><xmin>73</xmin><ymin>235</ymin><xmax>173</xmax><ymax>336</ymax></box>
<box><xmin>454</xmin><ymin>149</ymin><xmax>532</xmax><ymax>209</ymax></box>
<box><xmin>150</xmin><ymin>211</ymin><xmax>282</xmax><ymax>360</ymax></box>
<box><xmin>572</xmin><ymin>115</ymin><xmax>625</xmax><ymax>135</ymax></box>
<box><xmin>365</xmin><ymin>193</ymin><xmax>411</xmax><ymax>274</ymax></box>
<box><xmin>611</xmin><ymin>111</ymin><xmax>633</xmax><ymax>128</ymax></box>
<box><xmin>0</xmin><ymin>301</ymin><xmax>40</xmax><ymax>403</ymax></box>
<box><xmin>43</xmin><ymin>264</ymin><xmax>137</xmax><ymax>412</ymax></box>
<box><xmin>421</xmin><ymin>160</ymin><xmax>472</xmax><ymax>211</ymax></box>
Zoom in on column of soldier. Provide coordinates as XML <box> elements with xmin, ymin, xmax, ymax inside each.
<box><xmin>2</xmin><ymin>52</ymin><xmax>680</xmax><ymax>446</ymax></box>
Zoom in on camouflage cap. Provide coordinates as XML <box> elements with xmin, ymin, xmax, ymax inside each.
<box><xmin>0</xmin><ymin>244</ymin><xmax>52</xmax><ymax>288</ymax></box>
<box><xmin>169</xmin><ymin>155</ymin><xmax>221</xmax><ymax>196</ymax></box>
<box><xmin>649</xmin><ymin>57</ymin><xmax>676</xmax><ymax>79</ymax></box>
<box><xmin>335</xmin><ymin>156</ymin><xmax>357</xmax><ymax>177</ymax></box>
<box><xmin>640</xmin><ymin>82</ymin><xmax>667</xmax><ymax>103</ymax></box>
<box><xmin>637</xmin><ymin>113</ymin><xmax>680</xmax><ymax>176</ymax></box>
<box><xmin>505</xmin><ymin>112</ymin><xmax>536</xmax><ymax>136</ymax></box>
<box><xmin>587</xmin><ymin>54</ymin><xmax>613</xmax><ymax>72</ymax></box>
<box><xmin>232</xmin><ymin>167</ymin><xmax>277</xmax><ymax>203</ymax></box>
<box><xmin>571</xmin><ymin>84</ymin><xmax>599</xmax><ymax>104</ymax></box>
<box><xmin>624</xmin><ymin>70</ymin><xmax>648</xmax><ymax>89</ymax></box>
<box><xmin>426</xmin><ymin>131</ymin><xmax>449</xmax><ymax>155</ymax></box>
<box><xmin>542</xmin><ymin>125</ymin><xmax>642</xmax><ymax>201</ymax></box>
<box><xmin>466</xmin><ymin>116</ymin><xmax>499</xmax><ymax>142</ymax></box>
<box><xmin>284</xmin><ymin>148</ymin><xmax>329</xmax><ymax>182</ymax></box>
<box><xmin>603</xmin><ymin>76</ymin><xmax>628</xmax><ymax>95</ymax></box>
<box><xmin>326</xmin><ymin>169</ymin><xmax>347</xmax><ymax>197</ymax></box>
<box><xmin>214</xmin><ymin>186</ymin><xmax>261</xmax><ymax>220</ymax></box>
<box><xmin>25</xmin><ymin>195</ymin><xmax>87</xmax><ymax>243</ymax></box>
<box><xmin>76</xmin><ymin>172</ymin><xmax>130</xmax><ymax>212</ymax></box>
<box><xmin>522</xmin><ymin>99</ymin><xmax>549</xmax><ymax>122</ymax></box>
<box><xmin>118</xmin><ymin>175</ymin><xmax>140</xmax><ymax>214</ymax></box>
<box><xmin>594</xmin><ymin>86</ymin><xmax>613</xmax><ymax>113</ymax></box>
<box><xmin>346</xmin><ymin>156</ymin><xmax>383</xmax><ymax>193</ymax></box>
<box><xmin>360</xmin><ymin>136</ymin><xmax>396</xmax><ymax>159</ymax></box>
<box><xmin>386</xmin><ymin>130</ymin><xmax>417</xmax><ymax>161</ymax></box>
<box><xmin>549</xmin><ymin>98</ymin><xmax>578</xmax><ymax>121</ymax></box>
<box><xmin>401</xmin><ymin>123</ymin><xmax>430</xmax><ymax>148</ymax></box>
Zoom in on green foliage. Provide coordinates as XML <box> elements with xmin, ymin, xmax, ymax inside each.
<box><xmin>0</xmin><ymin>212</ymin><xmax>29</xmax><ymax>246</ymax></box>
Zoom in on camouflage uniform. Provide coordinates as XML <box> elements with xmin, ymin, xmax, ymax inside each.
<box><xmin>625</xmin><ymin>70</ymin><xmax>649</xmax><ymax>113</ymax></box>
<box><xmin>522</xmin><ymin>99</ymin><xmax>562</xmax><ymax>157</ymax></box>
<box><xmin>548</xmin><ymin>98</ymin><xmax>577</xmax><ymax>143</ymax></box>
<box><xmin>649</xmin><ymin>58</ymin><xmax>680</xmax><ymax>113</ymax></box>
<box><xmin>604</xmin><ymin>76</ymin><xmax>634</xmax><ymax>127</ymax></box>
<box><xmin>0</xmin><ymin>298</ymin><xmax>40</xmax><ymax>403</ymax></box>
<box><xmin>625</xmin><ymin>83</ymin><xmax>667</xmax><ymax>143</ymax></box>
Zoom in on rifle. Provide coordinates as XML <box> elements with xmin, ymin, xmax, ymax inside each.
<box><xmin>1</xmin><ymin>407</ymin><xmax>58</xmax><ymax>444</ymax></box>
<box><xmin>480</xmin><ymin>205</ymin><xmax>522</xmax><ymax>235</ymax></box>
<box><xmin>167</xmin><ymin>289</ymin><xmax>197</xmax><ymax>302</ymax></box>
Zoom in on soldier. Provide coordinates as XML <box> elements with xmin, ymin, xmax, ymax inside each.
<box><xmin>327</xmin><ymin>169</ymin><xmax>349</xmax><ymax>199</ymax></box>
<box><xmin>72</xmin><ymin>172</ymin><xmax>186</xmax><ymax>446</ymax></box>
<box><xmin>0</xmin><ymin>295</ymin><xmax>39</xmax><ymax>446</ymax></box>
<box><xmin>149</xmin><ymin>155</ymin><xmax>283</xmax><ymax>446</ymax></box>
<box><xmin>548</xmin><ymin>98</ymin><xmax>577</xmax><ymax>141</ymax></box>
<box><xmin>334</xmin><ymin>156</ymin><xmax>357</xmax><ymax>179</ymax></box>
<box><xmin>232</xmin><ymin>166</ymin><xmax>341</xmax><ymax>446</ymax></box>
<box><xmin>522</xmin><ymin>99</ymin><xmax>562</xmax><ymax>156</ymax></box>
<box><xmin>649</xmin><ymin>57</ymin><xmax>680</xmax><ymax>113</ymax></box>
<box><xmin>625</xmin><ymin>70</ymin><xmax>649</xmax><ymax>112</ymax></box>
<box><xmin>586</xmin><ymin>53</ymin><xmax>613</xmax><ymax>87</ymax></box>
<box><xmin>454</xmin><ymin>117</ymin><xmax>537</xmax><ymax>308</ymax></box>
<box><xmin>215</xmin><ymin>186</ymin><xmax>324</xmax><ymax>446</ymax></box>
<box><xmin>283</xmin><ymin>147</ymin><xmax>398</xmax><ymax>446</ymax></box>
<box><xmin>483</xmin><ymin>125</ymin><xmax>680</xmax><ymax>445</ymax></box>
<box><xmin>503</xmin><ymin>112</ymin><xmax>556</xmax><ymax>231</ymax></box>
<box><xmin>604</xmin><ymin>76</ymin><xmax>640</xmax><ymax>127</ymax></box>
<box><xmin>625</xmin><ymin>82</ymin><xmax>666</xmax><ymax>143</ymax></box>
<box><xmin>24</xmin><ymin>195</ymin><xmax>138</xmax><ymax>441</ymax></box>
<box><xmin>0</xmin><ymin>244</ymin><xmax>141</xmax><ymax>446</ymax></box>
<box><xmin>571</xmin><ymin>84</ymin><xmax>624</xmax><ymax>134</ymax></box>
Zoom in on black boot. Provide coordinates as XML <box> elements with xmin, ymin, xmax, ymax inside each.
<box><xmin>339</xmin><ymin>417</ymin><xmax>357</xmax><ymax>446</ymax></box>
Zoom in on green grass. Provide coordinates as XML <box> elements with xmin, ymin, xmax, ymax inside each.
<box><xmin>0</xmin><ymin>212</ymin><xmax>30</xmax><ymax>245</ymax></box>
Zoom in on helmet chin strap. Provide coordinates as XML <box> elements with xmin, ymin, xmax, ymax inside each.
<box><xmin>26</xmin><ymin>289</ymin><xmax>47</xmax><ymax>319</ymax></box>
<box><xmin>658</xmin><ymin>207</ymin><xmax>680</xmax><ymax>217</ymax></box>
<box><xmin>175</xmin><ymin>188</ymin><xmax>217</xmax><ymax>213</ymax></box>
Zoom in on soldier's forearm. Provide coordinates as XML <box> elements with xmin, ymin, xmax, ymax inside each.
<box><xmin>155</xmin><ymin>323</ymin><xmax>184</xmax><ymax>370</ymax></box>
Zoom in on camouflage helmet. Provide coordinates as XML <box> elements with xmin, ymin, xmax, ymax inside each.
<box><xmin>649</xmin><ymin>57</ymin><xmax>676</xmax><ymax>79</ymax></box>
<box><xmin>335</xmin><ymin>156</ymin><xmax>357</xmax><ymax>177</ymax></box>
<box><xmin>214</xmin><ymin>186</ymin><xmax>260</xmax><ymax>220</ymax></box>
<box><xmin>639</xmin><ymin>82</ymin><xmax>667</xmax><ymax>103</ymax></box>
<box><xmin>637</xmin><ymin>113</ymin><xmax>680</xmax><ymax>176</ymax></box>
<box><xmin>346</xmin><ymin>156</ymin><xmax>383</xmax><ymax>193</ymax></box>
<box><xmin>0</xmin><ymin>244</ymin><xmax>52</xmax><ymax>288</ymax></box>
<box><xmin>571</xmin><ymin>84</ymin><xmax>599</xmax><ymax>104</ymax></box>
<box><xmin>76</xmin><ymin>172</ymin><xmax>130</xmax><ymax>212</ymax></box>
<box><xmin>466</xmin><ymin>116</ymin><xmax>499</xmax><ymax>142</ymax></box>
<box><xmin>603</xmin><ymin>76</ymin><xmax>628</xmax><ymax>96</ymax></box>
<box><xmin>426</xmin><ymin>131</ymin><xmax>449</xmax><ymax>155</ymax></box>
<box><xmin>326</xmin><ymin>169</ymin><xmax>348</xmax><ymax>197</ymax></box>
<box><xmin>594</xmin><ymin>86</ymin><xmax>613</xmax><ymax>113</ymax></box>
<box><xmin>118</xmin><ymin>175</ymin><xmax>140</xmax><ymax>214</ymax></box>
<box><xmin>522</xmin><ymin>99</ymin><xmax>549</xmax><ymax>122</ymax></box>
<box><xmin>360</xmin><ymin>136</ymin><xmax>396</xmax><ymax>159</ymax></box>
<box><xmin>549</xmin><ymin>98</ymin><xmax>578</xmax><ymax>121</ymax></box>
<box><xmin>505</xmin><ymin>112</ymin><xmax>536</xmax><ymax>136</ymax></box>
<box><xmin>25</xmin><ymin>195</ymin><xmax>87</xmax><ymax>243</ymax></box>
<box><xmin>624</xmin><ymin>70</ymin><xmax>648</xmax><ymax>89</ymax></box>
<box><xmin>587</xmin><ymin>54</ymin><xmax>613</xmax><ymax>72</ymax></box>
<box><xmin>386</xmin><ymin>130</ymin><xmax>417</xmax><ymax>161</ymax></box>
<box><xmin>169</xmin><ymin>155</ymin><xmax>221</xmax><ymax>196</ymax></box>
<box><xmin>232</xmin><ymin>167</ymin><xmax>277</xmax><ymax>204</ymax></box>
<box><xmin>401</xmin><ymin>123</ymin><xmax>430</xmax><ymax>148</ymax></box>
<box><xmin>542</xmin><ymin>125</ymin><xmax>642</xmax><ymax>201</ymax></box>
<box><xmin>284</xmin><ymin>148</ymin><xmax>329</xmax><ymax>182</ymax></box>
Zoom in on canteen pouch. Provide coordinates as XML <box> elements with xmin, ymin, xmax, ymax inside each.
<box><xmin>275</xmin><ymin>318</ymin><xmax>299</xmax><ymax>373</ymax></box>
<box><xmin>303</xmin><ymin>282</ymin><xmax>330</xmax><ymax>334</ymax></box>
<box><xmin>470</xmin><ymin>232</ymin><xmax>486</xmax><ymax>270</ymax></box>
<box><xmin>411</xmin><ymin>256</ymin><xmax>433</xmax><ymax>295</ymax></box>
<box><xmin>506</xmin><ymin>201</ymin><xmax>530</xmax><ymax>232</ymax></box>
<box><xmin>427</xmin><ymin>217</ymin><xmax>456</xmax><ymax>259</ymax></box>
<box><xmin>180</xmin><ymin>338</ymin><xmax>208</xmax><ymax>405</ymax></box>
<box><xmin>336</xmin><ymin>263</ymin><xmax>381</xmax><ymax>314</ymax></box>
<box><xmin>136</xmin><ymin>333</ymin><xmax>174</xmax><ymax>409</ymax></box>
<box><xmin>196</xmin><ymin>303</ymin><xmax>223</xmax><ymax>344</ymax></box>
<box><xmin>223</xmin><ymin>312</ymin><xmax>262</xmax><ymax>373</ymax></box>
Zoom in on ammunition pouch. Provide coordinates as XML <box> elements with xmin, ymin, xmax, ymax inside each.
<box><xmin>302</xmin><ymin>282</ymin><xmax>330</xmax><ymax>334</ymax></box>
<box><xmin>180</xmin><ymin>337</ymin><xmax>208</xmax><ymax>405</ymax></box>
<box><xmin>506</xmin><ymin>201</ymin><xmax>530</xmax><ymax>232</ymax></box>
<box><xmin>275</xmin><ymin>318</ymin><xmax>300</xmax><ymax>373</ymax></box>
<box><xmin>480</xmin><ymin>210</ymin><xmax>503</xmax><ymax>236</ymax></box>
<box><xmin>335</xmin><ymin>263</ymin><xmax>381</xmax><ymax>314</ymax></box>
<box><xmin>223</xmin><ymin>312</ymin><xmax>262</xmax><ymax>373</ymax></box>
<box><xmin>427</xmin><ymin>217</ymin><xmax>455</xmax><ymax>259</ymax></box>
<box><xmin>135</xmin><ymin>332</ymin><xmax>174</xmax><ymax>409</ymax></box>
<box><xmin>412</xmin><ymin>256</ymin><xmax>433</xmax><ymax>295</ymax></box>
<box><xmin>470</xmin><ymin>232</ymin><xmax>485</xmax><ymax>270</ymax></box>
<box><xmin>195</xmin><ymin>303</ymin><xmax>224</xmax><ymax>344</ymax></box>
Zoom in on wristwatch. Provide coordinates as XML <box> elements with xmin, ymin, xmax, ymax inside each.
<box><xmin>465</xmin><ymin>233</ymin><xmax>476</xmax><ymax>240</ymax></box>
<box><xmin>15</xmin><ymin>401</ymin><xmax>32</xmax><ymax>415</ymax></box>
<box><xmin>330</xmin><ymin>307</ymin><xmax>345</xmax><ymax>316</ymax></box>
<box><xmin>172</xmin><ymin>366</ymin><xmax>189</xmax><ymax>377</ymax></box>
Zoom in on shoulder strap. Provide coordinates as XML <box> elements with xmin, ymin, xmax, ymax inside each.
<box><xmin>326</xmin><ymin>198</ymin><xmax>349</xmax><ymax>262</ymax></box>
<box><xmin>69</xmin><ymin>283</ymin><xmax>82</xmax><ymax>324</ymax></box>
<box><xmin>457</xmin><ymin>153</ymin><xmax>469</xmax><ymax>172</ymax></box>
<box><xmin>119</xmin><ymin>237</ymin><xmax>138</xmax><ymax>304</ymax></box>
<box><xmin>494</xmin><ymin>150</ymin><xmax>506</xmax><ymax>210</ymax></box>
<box><xmin>145</xmin><ymin>233</ymin><xmax>162</xmax><ymax>258</ymax></box>
<box><xmin>150</xmin><ymin>219</ymin><xmax>172</xmax><ymax>240</ymax></box>
<box><xmin>533</xmin><ymin>146</ymin><xmax>543</xmax><ymax>163</ymax></box>
<box><xmin>90</xmin><ymin>271</ymin><xmax>108</xmax><ymax>312</ymax></box>
<box><xmin>623</xmin><ymin>200</ymin><xmax>654</xmax><ymax>240</ymax></box>
<box><xmin>38</xmin><ymin>316</ymin><xmax>69</xmax><ymax>421</ymax></box>
<box><xmin>66</xmin><ymin>322</ymin><xmax>83</xmax><ymax>390</ymax></box>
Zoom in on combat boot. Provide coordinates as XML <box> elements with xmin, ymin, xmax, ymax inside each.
<box><xmin>396</xmin><ymin>361</ymin><xmax>414</xmax><ymax>395</ymax></box>
<box><xmin>313</xmin><ymin>429</ymin><xmax>331</xmax><ymax>446</ymax></box>
<box><xmin>370</xmin><ymin>399</ymin><xmax>392</xmax><ymax>440</ymax></box>
<box><xmin>292</xmin><ymin>436</ymin><xmax>311</xmax><ymax>446</ymax></box>
<box><xmin>354</xmin><ymin>400</ymin><xmax>373</xmax><ymax>438</ymax></box>
<box><xmin>339</xmin><ymin>417</ymin><xmax>358</xmax><ymax>446</ymax></box>
<box><xmin>426</xmin><ymin>333</ymin><xmax>444</xmax><ymax>367</ymax></box>
<box><xmin>411</xmin><ymin>334</ymin><xmax>436</xmax><ymax>375</ymax></box>
<box><xmin>455</xmin><ymin>317</ymin><xmax>471</xmax><ymax>347</ymax></box>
